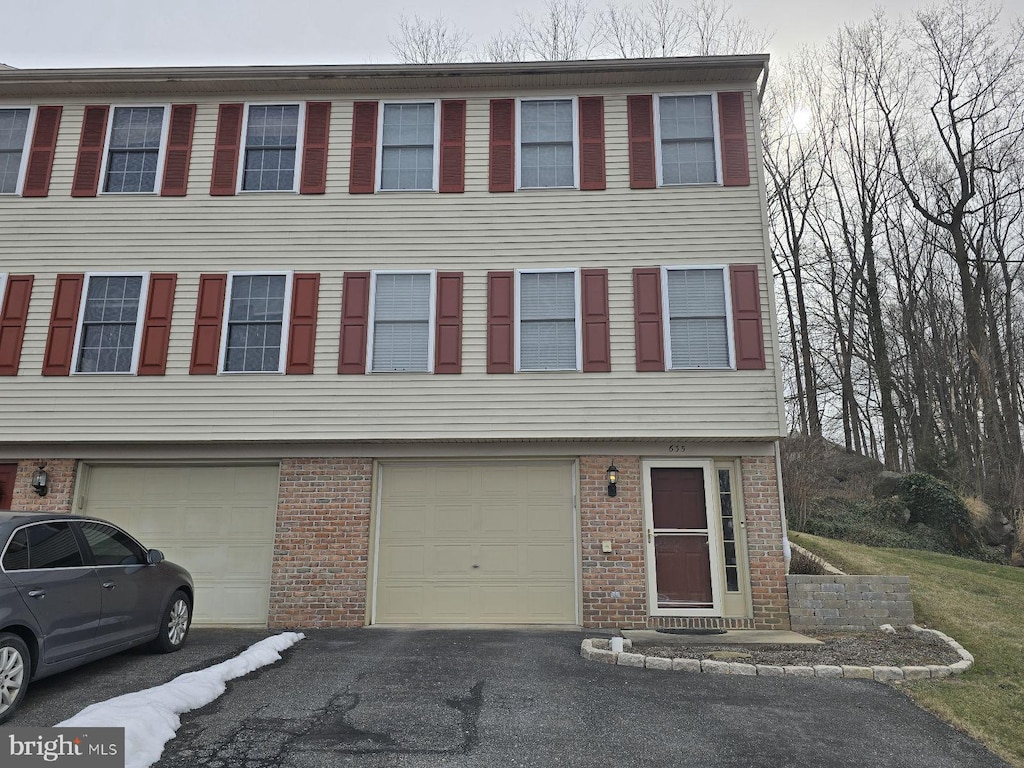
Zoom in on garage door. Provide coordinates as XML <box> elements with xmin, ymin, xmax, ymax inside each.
<box><xmin>81</xmin><ymin>465</ymin><xmax>279</xmax><ymax>626</ymax></box>
<box><xmin>375</xmin><ymin>462</ymin><xmax>577</xmax><ymax>624</ymax></box>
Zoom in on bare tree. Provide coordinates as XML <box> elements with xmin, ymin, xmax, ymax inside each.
<box><xmin>483</xmin><ymin>30</ymin><xmax>529</xmax><ymax>63</ymax></box>
<box><xmin>508</xmin><ymin>0</ymin><xmax>598</xmax><ymax>60</ymax></box>
<box><xmin>686</xmin><ymin>0</ymin><xmax>773</xmax><ymax>55</ymax></box>
<box><xmin>597</xmin><ymin>0</ymin><xmax>689</xmax><ymax>58</ymax></box>
<box><xmin>388</xmin><ymin>13</ymin><xmax>472</xmax><ymax>64</ymax></box>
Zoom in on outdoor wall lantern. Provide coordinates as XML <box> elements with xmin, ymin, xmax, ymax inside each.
<box><xmin>30</xmin><ymin>464</ymin><xmax>49</xmax><ymax>497</ymax></box>
<box><xmin>606</xmin><ymin>463</ymin><xmax>618</xmax><ymax>498</ymax></box>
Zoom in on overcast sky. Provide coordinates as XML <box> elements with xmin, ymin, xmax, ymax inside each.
<box><xmin>2</xmin><ymin>0</ymin><xmax>1022</xmax><ymax>69</ymax></box>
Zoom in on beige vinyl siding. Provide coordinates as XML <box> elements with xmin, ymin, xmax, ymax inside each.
<box><xmin>0</xmin><ymin>88</ymin><xmax>782</xmax><ymax>444</ymax></box>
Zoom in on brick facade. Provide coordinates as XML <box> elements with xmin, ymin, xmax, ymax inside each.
<box><xmin>268</xmin><ymin>457</ymin><xmax>373</xmax><ymax>628</ymax></box>
<box><xmin>9</xmin><ymin>459</ymin><xmax>77</xmax><ymax>513</ymax></box>
<box><xmin>741</xmin><ymin>455</ymin><xmax>791</xmax><ymax>629</ymax></box>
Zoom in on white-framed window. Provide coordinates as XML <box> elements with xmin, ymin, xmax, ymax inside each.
<box><xmin>655</xmin><ymin>94</ymin><xmax>720</xmax><ymax>186</ymax></box>
<box><xmin>72</xmin><ymin>273</ymin><xmax>149</xmax><ymax>374</ymax></box>
<box><xmin>516</xmin><ymin>269</ymin><xmax>581</xmax><ymax>371</ymax></box>
<box><xmin>238</xmin><ymin>103</ymin><xmax>305</xmax><ymax>193</ymax></box>
<box><xmin>220</xmin><ymin>272</ymin><xmax>293</xmax><ymax>373</ymax></box>
<box><xmin>377</xmin><ymin>101</ymin><xmax>440</xmax><ymax>192</ymax></box>
<box><xmin>662</xmin><ymin>266</ymin><xmax>734</xmax><ymax>369</ymax></box>
<box><xmin>99</xmin><ymin>105</ymin><xmax>170</xmax><ymax>194</ymax></box>
<box><xmin>367</xmin><ymin>270</ymin><xmax>436</xmax><ymax>372</ymax></box>
<box><xmin>517</xmin><ymin>97</ymin><xmax>578</xmax><ymax>189</ymax></box>
<box><xmin>0</xmin><ymin>106</ymin><xmax>35</xmax><ymax>195</ymax></box>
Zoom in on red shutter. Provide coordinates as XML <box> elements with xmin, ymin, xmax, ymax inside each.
<box><xmin>137</xmin><ymin>273</ymin><xmax>177</xmax><ymax>375</ymax></box>
<box><xmin>578</xmin><ymin>96</ymin><xmax>606</xmax><ymax>191</ymax></box>
<box><xmin>627</xmin><ymin>95</ymin><xmax>656</xmax><ymax>189</ymax></box>
<box><xmin>0</xmin><ymin>276</ymin><xmax>34</xmax><ymax>376</ymax></box>
<box><xmin>189</xmin><ymin>274</ymin><xmax>227</xmax><ymax>374</ymax></box>
<box><xmin>718</xmin><ymin>92</ymin><xmax>750</xmax><ymax>187</ymax></box>
<box><xmin>338</xmin><ymin>272</ymin><xmax>370</xmax><ymax>374</ymax></box>
<box><xmin>42</xmin><ymin>274</ymin><xmax>84</xmax><ymax>376</ymax></box>
<box><xmin>581</xmin><ymin>269</ymin><xmax>611</xmax><ymax>372</ymax></box>
<box><xmin>300</xmin><ymin>102</ymin><xmax>331</xmax><ymax>194</ymax></box>
<box><xmin>71</xmin><ymin>105</ymin><xmax>109</xmax><ymax>197</ymax></box>
<box><xmin>487</xmin><ymin>271</ymin><xmax>515</xmax><ymax>373</ymax></box>
<box><xmin>210</xmin><ymin>104</ymin><xmax>243</xmax><ymax>196</ymax></box>
<box><xmin>160</xmin><ymin>104</ymin><xmax>196</xmax><ymax>197</ymax></box>
<box><xmin>349</xmin><ymin>102</ymin><xmax>378</xmax><ymax>194</ymax></box>
<box><xmin>489</xmin><ymin>99</ymin><xmax>515</xmax><ymax>193</ymax></box>
<box><xmin>434</xmin><ymin>272</ymin><xmax>463</xmax><ymax>374</ymax></box>
<box><xmin>633</xmin><ymin>267</ymin><xmax>665</xmax><ymax>371</ymax></box>
<box><xmin>22</xmin><ymin>106</ymin><xmax>62</xmax><ymax>197</ymax></box>
<box><xmin>439</xmin><ymin>100</ymin><xmax>466</xmax><ymax>194</ymax></box>
<box><xmin>730</xmin><ymin>264</ymin><xmax>765</xmax><ymax>369</ymax></box>
<box><xmin>286</xmin><ymin>273</ymin><xmax>320</xmax><ymax>374</ymax></box>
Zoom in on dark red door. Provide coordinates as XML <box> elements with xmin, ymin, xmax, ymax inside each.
<box><xmin>0</xmin><ymin>464</ymin><xmax>16</xmax><ymax>509</ymax></box>
<box><xmin>650</xmin><ymin>468</ymin><xmax>713</xmax><ymax>608</ymax></box>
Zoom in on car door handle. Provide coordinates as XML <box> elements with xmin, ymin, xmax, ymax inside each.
<box><xmin>27</xmin><ymin>589</ymin><xmax>46</xmax><ymax>599</ymax></box>
<box><xmin>102</xmin><ymin>582</ymin><xmax>116</xmax><ymax>590</ymax></box>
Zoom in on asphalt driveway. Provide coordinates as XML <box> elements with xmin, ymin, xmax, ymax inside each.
<box><xmin>8</xmin><ymin>627</ymin><xmax>1010</xmax><ymax>767</ymax></box>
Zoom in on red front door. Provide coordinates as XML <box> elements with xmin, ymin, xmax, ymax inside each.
<box><xmin>0</xmin><ymin>464</ymin><xmax>16</xmax><ymax>510</ymax></box>
<box><xmin>650</xmin><ymin>468</ymin><xmax>713</xmax><ymax>608</ymax></box>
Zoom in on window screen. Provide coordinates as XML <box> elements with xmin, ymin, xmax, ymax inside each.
<box><xmin>242</xmin><ymin>105</ymin><xmax>299</xmax><ymax>191</ymax></box>
<box><xmin>105</xmin><ymin>106</ymin><xmax>165</xmax><ymax>193</ymax></box>
<box><xmin>0</xmin><ymin>108</ymin><xmax>30</xmax><ymax>194</ymax></box>
<box><xmin>77</xmin><ymin>275</ymin><xmax>144</xmax><ymax>373</ymax></box>
<box><xmin>666</xmin><ymin>268</ymin><xmax>730</xmax><ymax>368</ymax></box>
<box><xmin>519</xmin><ymin>271</ymin><xmax>577</xmax><ymax>370</ymax></box>
<box><xmin>380</xmin><ymin>103</ymin><xmax>435</xmax><ymax>191</ymax></box>
<box><xmin>225</xmin><ymin>274</ymin><xmax>287</xmax><ymax>372</ymax></box>
<box><xmin>372</xmin><ymin>273</ymin><xmax>431</xmax><ymax>372</ymax></box>
<box><xmin>520</xmin><ymin>100</ymin><xmax>574</xmax><ymax>188</ymax></box>
<box><xmin>660</xmin><ymin>95</ymin><xmax>717</xmax><ymax>185</ymax></box>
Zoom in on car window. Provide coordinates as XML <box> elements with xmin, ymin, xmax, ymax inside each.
<box><xmin>26</xmin><ymin>523</ymin><xmax>86</xmax><ymax>569</ymax></box>
<box><xmin>2</xmin><ymin>528</ymin><xmax>29</xmax><ymax>571</ymax></box>
<box><xmin>78</xmin><ymin>522</ymin><xmax>147</xmax><ymax>566</ymax></box>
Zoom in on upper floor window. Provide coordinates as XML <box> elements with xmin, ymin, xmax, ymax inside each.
<box><xmin>517</xmin><ymin>269</ymin><xmax>580</xmax><ymax>371</ymax></box>
<box><xmin>656</xmin><ymin>95</ymin><xmax>718</xmax><ymax>185</ymax></box>
<box><xmin>102</xmin><ymin>106</ymin><xmax>168</xmax><ymax>193</ymax></box>
<box><xmin>221</xmin><ymin>272</ymin><xmax>292</xmax><ymax>372</ymax></box>
<box><xmin>369</xmin><ymin>271</ymin><xmax>435</xmax><ymax>372</ymax></box>
<box><xmin>518</xmin><ymin>99</ymin><xmax>576</xmax><ymax>189</ymax></box>
<box><xmin>378</xmin><ymin>102</ymin><xmax>437</xmax><ymax>191</ymax></box>
<box><xmin>74</xmin><ymin>273</ymin><xmax>147</xmax><ymax>374</ymax></box>
<box><xmin>0</xmin><ymin>107</ymin><xmax>32</xmax><ymax>195</ymax></box>
<box><xmin>663</xmin><ymin>266</ymin><xmax>732</xmax><ymax>369</ymax></box>
<box><xmin>242</xmin><ymin>104</ymin><xmax>302</xmax><ymax>192</ymax></box>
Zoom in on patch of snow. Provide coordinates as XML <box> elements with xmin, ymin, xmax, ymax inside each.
<box><xmin>879</xmin><ymin>624</ymin><xmax>897</xmax><ymax>634</ymax></box>
<box><xmin>56</xmin><ymin>632</ymin><xmax>304</xmax><ymax>768</ymax></box>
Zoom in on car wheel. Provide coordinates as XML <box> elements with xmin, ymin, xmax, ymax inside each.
<box><xmin>152</xmin><ymin>590</ymin><xmax>191</xmax><ymax>653</ymax></box>
<box><xmin>0</xmin><ymin>633</ymin><xmax>30</xmax><ymax>724</ymax></box>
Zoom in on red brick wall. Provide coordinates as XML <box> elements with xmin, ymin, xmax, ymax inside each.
<box><xmin>269</xmin><ymin>457</ymin><xmax>373</xmax><ymax>628</ymax></box>
<box><xmin>741</xmin><ymin>455</ymin><xmax>791</xmax><ymax>629</ymax></box>
<box><xmin>9</xmin><ymin>459</ymin><xmax>77</xmax><ymax>513</ymax></box>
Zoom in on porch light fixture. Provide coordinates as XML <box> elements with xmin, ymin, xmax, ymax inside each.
<box><xmin>31</xmin><ymin>464</ymin><xmax>49</xmax><ymax>497</ymax></box>
<box><xmin>606</xmin><ymin>463</ymin><xmax>618</xmax><ymax>498</ymax></box>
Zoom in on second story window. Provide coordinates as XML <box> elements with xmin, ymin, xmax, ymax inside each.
<box><xmin>517</xmin><ymin>270</ymin><xmax>580</xmax><ymax>371</ymax></box>
<box><xmin>75</xmin><ymin>274</ymin><xmax>146</xmax><ymax>374</ymax></box>
<box><xmin>664</xmin><ymin>267</ymin><xmax>731</xmax><ymax>369</ymax></box>
<box><xmin>519</xmin><ymin>99</ymin><xmax>575</xmax><ymax>188</ymax></box>
<box><xmin>103</xmin><ymin>106</ymin><xmax>167</xmax><ymax>193</ymax></box>
<box><xmin>242</xmin><ymin>105</ymin><xmax>301</xmax><ymax>192</ymax></box>
<box><xmin>0</xmin><ymin>108</ymin><xmax>31</xmax><ymax>194</ymax></box>
<box><xmin>222</xmin><ymin>273</ymin><xmax>291</xmax><ymax>372</ymax></box>
<box><xmin>379</xmin><ymin>102</ymin><xmax>437</xmax><ymax>191</ymax></box>
<box><xmin>657</xmin><ymin>95</ymin><xmax>718</xmax><ymax>185</ymax></box>
<box><xmin>369</xmin><ymin>271</ymin><xmax>434</xmax><ymax>372</ymax></box>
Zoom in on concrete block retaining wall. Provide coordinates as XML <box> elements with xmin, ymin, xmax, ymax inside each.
<box><xmin>786</xmin><ymin>575</ymin><xmax>914</xmax><ymax>631</ymax></box>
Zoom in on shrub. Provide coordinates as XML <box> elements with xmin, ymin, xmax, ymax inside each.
<box><xmin>896</xmin><ymin>473</ymin><xmax>985</xmax><ymax>556</ymax></box>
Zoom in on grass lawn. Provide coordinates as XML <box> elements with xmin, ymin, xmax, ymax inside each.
<box><xmin>791</xmin><ymin>532</ymin><xmax>1024</xmax><ymax>768</ymax></box>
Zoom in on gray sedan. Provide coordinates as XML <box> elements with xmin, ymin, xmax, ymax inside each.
<box><xmin>0</xmin><ymin>511</ymin><xmax>193</xmax><ymax>723</ymax></box>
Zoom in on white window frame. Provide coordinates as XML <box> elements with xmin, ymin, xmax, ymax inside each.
<box><xmin>218</xmin><ymin>271</ymin><xmax>294</xmax><ymax>374</ymax></box>
<box><xmin>0</xmin><ymin>105</ymin><xmax>38</xmax><ymax>196</ymax></box>
<box><xmin>0</xmin><ymin>274</ymin><xmax>8</xmax><ymax>315</ymax></box>
<box><xmin>97</xmin><ymin>104</ymin><xmax>171</xmax><ymax>195</ymax></box>
<box><xmin>653</xmin><ymin>92</ymin><xmax>722</xmax><ymax>188</ymax></box>
<box><xmin>661</xmin><ymin>265</ymin><xmax>735</xmax><ymax>371</ymax></box>
<box><xmin>366</xmin><ymin>269</ymin><xmax>437</xmax><ymax>374</ymax></box>
<box><xmin>642</xmin><ymin>458</ymin><xmax>726</xmax><ymax>618</ymax></box>
<box><xmin>71</xmin><ymin>272</ymin><xmax>150</xmax><ymax>376</ymax></box>
<box><xmin>375</xmin><ymin>99</ymin><xmax>441</xmax><ymax>193</ymax></box>
<box><xmin>514</xmin><ymin>268</ymin><xmax>582</xmax><ymax>372</ymax></box>
<box><xmin>515</xmin><ymin>96</ymin><xmax>579</xmax><ymax>191</ymax></box>
<box><xmin>236</xmin><ymin>102</ymin><xmax>306</xmax><ymax>194</ymax></box>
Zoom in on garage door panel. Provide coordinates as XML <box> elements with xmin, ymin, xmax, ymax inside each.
<box><xmin>225</xmin><ymin>546</ymin><xmax>273</xmax><ymax>578</ymax></box>
<box><xmin>436</xmin><ymin>505</ymin><xmax>474</xmax><ymax>536</ymax></box>
<box><xmin>385</xmin><ymin>504</ymin><xmax>428</xmax><ymax>537</ymax></box>
<box><xmin>433</xmin><ymin>544</ymin><xmax>472</xmax><ymax>574</ymax></box>
<box><xmin>479</xmin><ymin>468</ymin><xmax>518</xmax><ymax>495</ymax></box>
<box><xmin>434</xmin><ymin>586</ymin><xmax>473</xmax><ymax>619</ymax></box>
<box><xmin>379</xmin><ymin>544</ymin><xmax>426</xmax><ymax>577</ymax></box>
<box><xmin>480</xmin><ymin>507</ymin><xmax>520</xmax><ymax>535</ymax></box>
<box><xmin>477</xmin><ymin>544</ymin><xmax>519</xmax><ymax>574</ymax></box>
<box><xmin>527</xmin><ymin>505</ymin><xmax>573</xmax><ymax>534</ymax></box>
<box><xmin>527</xmin><ymin>585</ymin><xmax>577</xmax><ymax>619</ymax></box>
<box><xmin>526</xmin><ymin>467</ymin><xmax>570</xmax><ymax>495</ymax></box>
<box><xmin>379</xmin><ymin>586</ymin><xmax>425</xmax><ymax>620</ymax></box>
<box><xmin>434</xmin><ymin>467</ymin><xmax>472</xmax><ymax>497</ymax></box>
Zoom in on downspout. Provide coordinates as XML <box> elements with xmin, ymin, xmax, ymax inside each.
<box><xmin>757</xmin><ymin>60</ymin><xmax>770</xmax><ymax>104</ymax></box>
<box><xmin>774</xmin><ymin>440</ymin><xmax>791</xmax><ymax>572</ymax></box>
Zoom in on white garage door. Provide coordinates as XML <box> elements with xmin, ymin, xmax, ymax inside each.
<box><xmin>375</xmin><ymin>461</ymin><xmax>578</xmax><ymax>624</ymax></box>
<box><xmin>81</xmin><ymin>465</ymin><xmax>279</xmax><ymax>626</ymax></box>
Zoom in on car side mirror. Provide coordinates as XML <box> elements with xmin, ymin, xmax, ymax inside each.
<box><xmin>147</xmin><ymin>549</ymin><xmax>165</xmax><ymax>565</ymax></box>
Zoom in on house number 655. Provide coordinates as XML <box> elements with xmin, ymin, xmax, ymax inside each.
<box><xmin>668</xmin><ymin>444</ymin><xmax>686</xmax><ymax>453</ymax></box>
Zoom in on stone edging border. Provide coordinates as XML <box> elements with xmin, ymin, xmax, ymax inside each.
<box><xmin>580</xmin><ymin>625</ymin><xmax>974</xmax><ymax>682</ymax></box>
